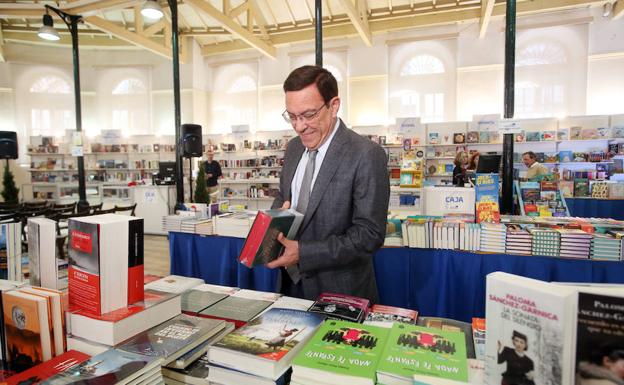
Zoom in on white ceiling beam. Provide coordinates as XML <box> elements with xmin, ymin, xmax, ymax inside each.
<box><xmin>83</xmin><ymin>15</ymin><xmax>180</xmax><ymax>61</ymax></box>
<box><xmin>479</xmin><ymin>0</ymin><xmax>495</xmax><ymax>38</ymax></box>
<box><xmin>184</xmin><ymin>0</ymin><xmax>276</xmax><ymax>59</ymax></box>
<box><xmin>613</xmin><ymin>0</ymin><xmax>624</xmax><ymax>20</ymax></box>
<box><xmin>134</xmin><ymin>5</ymin><xmax>143</xmax><ymax>34</ymax></box>
<box><xmin>338</xmin><ymin>0</ymin><xmax>372</xmax><ymax>46</ymax></box>
<box><xmin>66</xmin><ymin>0</ymin><xmax>139</xmax><ymax>16</ymax></box>
<box><xmin>0</xmin><ymin>26</ymin><xmax>5</xmax><ymax>63</ymax></box>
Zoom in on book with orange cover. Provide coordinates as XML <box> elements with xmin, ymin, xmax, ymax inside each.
<box><xmin>2</xmin><ymin>291</ymin><xmax>52</xmax><ymax>372</ymax></box>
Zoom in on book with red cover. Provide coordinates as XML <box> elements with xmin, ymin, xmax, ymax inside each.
<box><xmin>308</xmin><ymin>292</ymin><xmax>370</xmax><ymax>323</ymax></box>
<box><xmin>68</xmin><ymin>215</ymin><xmax>144</xmax><ymax>316</ymax></box>
<box><xmin>238</xmin><ymin>209</ymin><xmax>303</xmax><ymax>268</ymax></box>
<box><xmin>2</xmin><ymin>350</ymin><xmax>90</xmax><ymax>385</ymax></box>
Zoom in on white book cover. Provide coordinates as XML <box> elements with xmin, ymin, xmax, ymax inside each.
<box><xmin>145</xmin><ymin>275</ymin><xmax>204</xmax><ymax>294</ymax></box>
<box><xmin>485</xmin><ymin>272</ymin><xmax>577</xmax><ymax>385</ymax></box>
<box><xmin>28</xmin><ymin>218</ymin><xmax>58</xmax><ymax>290</ymax></box>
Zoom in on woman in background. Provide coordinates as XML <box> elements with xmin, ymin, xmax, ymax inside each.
<box><xmin>453</xmin><ymin>151</ymin><xmax>469</xmax><ymax>186</ymax></box>
<box><xmin>468</xmin><ymin>151</ymin><xmax>480</xmax><ymax>171</ymax></box>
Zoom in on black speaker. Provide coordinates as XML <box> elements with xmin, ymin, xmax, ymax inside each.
<box><xmin>0</xmin><ymin>131</ymin><xmax>18</xmax><ymax>160</ymax></box>
<box><xmin>182</xmin><ymin>124</ymin><xmax>202</xmax><ymax>158</ymax></box>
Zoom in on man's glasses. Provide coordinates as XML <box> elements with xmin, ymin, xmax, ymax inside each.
<box><xmin>282</xmin><ymin>104</ymin><xmax>327</xmax><ymax>124</ymax></box>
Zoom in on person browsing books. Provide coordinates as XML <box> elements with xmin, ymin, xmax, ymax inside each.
<box><xmin>204</xmin><ymin>149</ymin><xmax>222</xmax><ymax>203</ymax></box>
<box><xmin>497</xmin><ymin>330</ymin><xmax>535</xmax><ymax>385</ymax></box>
<box><xmin>522</xmin><ymin>151</ymin><xmax>549</xmax><ymax>180</ymax></box>
<box><xmin>266</xmin><ymin>65</ymin><xmax>390</xmax><ymax>303</ymax></box>
<box><xmin>453</xmin><ymin>151</ymin><xmax>469</xmax><ymax>186</ymax></box>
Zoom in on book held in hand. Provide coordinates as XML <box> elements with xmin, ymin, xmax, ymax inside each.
<box><xmin>239</xmin><ymin>209</ymin><xmax>304</xmax><ymax>268</ymax></box>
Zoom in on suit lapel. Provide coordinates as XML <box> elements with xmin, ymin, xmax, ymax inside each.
<box><xmin>300</xmin><ymin>122</ymin><xmax>349</xmax><ymax>232</ymax></box>
<box><xmin>282</xmin><ymin>140</ymin><xmax>305</xmax><ymax>202</ymax></box>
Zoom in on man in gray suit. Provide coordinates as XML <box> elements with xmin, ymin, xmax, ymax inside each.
<box><xmin>266</xmin><ymin>65</ymin><xmax>390</xmax><ymax>303</ymax></box>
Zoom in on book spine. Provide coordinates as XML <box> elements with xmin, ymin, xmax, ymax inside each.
<box><xmin>127</xmin><ymin>219</ymin><xmax>145</xmax><ymax>305</ymax></box>
<box><xmin>238</xmin><ymin>212</ymin><xmax>271</xmax><ymax>268</ymax></box>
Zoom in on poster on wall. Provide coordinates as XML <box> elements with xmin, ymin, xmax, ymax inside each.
<box><xmin>475</xmin><ymin>173</ymin><xmax>500</xmax><ymax>223</ymax></box>
<box><xmin>101</xmin><ymin>129</ymin><xmax>122</xmax><ymax>145</ymax></box>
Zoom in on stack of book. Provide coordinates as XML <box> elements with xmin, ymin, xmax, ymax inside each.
<box><xmin>557</xmin><ymin>229</ymin><xmax>593</xmax><ymax>259</ymax></box>
<box><xmin>144</xmin><ymin>274</ymin><xmax>205</xmax><ymax>294</ymax></box>
<box><xmin>162</xmin><ymin>214</ymin><xmax>194</xmax><ymax>233</ymax></box>
<box><xmin>28</xmin><ymin>217</ymin><xmax>67</xmax><ymax>290</ymax></box>
<box><xmin>2</xmin><ymin>286</ymin><xmax>65</xmax><ymax>372</ymax></box>
<box><xmin>591</xmin><ymin>234</ymin><xmax>622</xmax><ymax>261</ymax></box>
<box><xmin>198</xmin><ymin>289</ymin><xmax>278</xmax><ymax>327</ymax></box>
<box><xmin>208</xmin><ymin>308</ymin><xmax>324</xmax><ymax>385</ymax></box>
<box><xmin>530</xmin><ymin>228</ymin><xmax>561</xmax><ymax>257</ymax></box>
<box><xmin>44</xmin><ymin>349</ymin><xmax>164</xmax><ymax>384</ymax></box>
<box><xmin>480</xmin><ymin>223</ymin><xmax>507</xmax><ymax>253</ymax></box>
<box><xmin>179</xmin><ymin>218</ymin><xmax>214</xmax><ymax>235</ymax></box>
<box><xmin>505</xmin><ymin>227</ymin><xmax>532</xmax><ymax>256</ymax></box>
<box><xmin>214</xmin><ymin>212</ymin><xmax>257</xmax><ymax>238</ymax></box>
<box><xmin>161</xmin><ymin>321</ymin><xmax>235</xmax><ymax>384</ymax></box>
<box><xmin>0</xmin><ymin>222</ymin><xmax>23</xmax><ymax>281</ymax></box>
<box><xmin>459</xmin><ymin>222</ymin><xmax>482</xmax><ymax>252</ymax></box>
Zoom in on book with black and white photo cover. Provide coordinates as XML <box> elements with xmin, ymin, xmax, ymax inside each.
<box><xmin>485</xmin><ymin>272</ymin><xmax>577</xmax><ymax>385</ymax></box>
<box><xmin>574</xmin><ymin>289</ymin><xmax>624</xmax><ymax>385</ymax></box>
<box><xmin>209</xmin><ymin>308</ymin><xmax>324</xmax><ymax>380</ymax></box>
<box><xmin>238</xmin><ymin>209</ymin><xmax>304</xmax><ymax>268</ymax></box>
<box><xmin>199</xmin><ymin>295</ymin><xmax>273</xmax><ymax>328</ymax></box>
<box><xmin>164</xmin><ymin>321</ymin><xmax>234</xmax><ymax>369</ymax></box>
<box><xmin>308</xmin><ymin>292</ymin><xmax>370</xmax><ymax>323</ymax></box>
<box><xmin>43</xmin><ymin>348</ymin><xmax>162</xmax><ymax>385</ymax></box>
<box><xmin>181</xmin><ymin>289</ymin><xmax>228</xmax><ymax>314</ymax></box>
<box><xmin>28</xmin><ymin>217</ymin><xmax>62</xmax><ymax>290</ymax></box>
<box><xmin>118</xmin><ymin>314</ymin><xmax>227</xmax><ymax>366</ymax></box>
<box><xmin>364</xmin><ymin>304</ymin><xmax>418</xmax><ymax>328</ymax></box>
<box><xmin>68</xmin><ymin>214</ymin><xmax>144</xmax><ymax>316</ymax></box>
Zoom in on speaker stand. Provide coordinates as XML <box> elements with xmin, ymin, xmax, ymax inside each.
<box><xmin>188</xmin><ymin>157</ymin><xmax>193</xmax><ymax>202</ymax></box>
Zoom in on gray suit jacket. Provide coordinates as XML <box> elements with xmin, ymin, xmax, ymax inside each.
<box><xmin>272</xmin><ymin>120</ymin><xmax>390</xmax><ymax>303</ymax></box>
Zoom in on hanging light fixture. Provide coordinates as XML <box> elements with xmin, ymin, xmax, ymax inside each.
<box><xmin>38</xmin><ymin>12</ymin><xmax>60</xmax><ymax>41</ymax></box>
<box><xmin>141</xmin><ymin>0</ymin><xmax>164</xmax><ymax>20</ymax></box>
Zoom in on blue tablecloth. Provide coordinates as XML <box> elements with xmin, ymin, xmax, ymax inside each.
<box><xmin>566</xmin><ymin>198</ymin><xmax>624</xmax><ymax>220</ymax></box>
<box><xmin>169</xmin><ymin>232</ymin><xmax>624</xmax><ymax>322</ymax></box>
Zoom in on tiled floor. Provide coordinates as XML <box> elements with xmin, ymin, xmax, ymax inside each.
<box><xmin>144</xmin><ymin>235</ymin><xmax>170</xmax><ymax>277</ymax></box>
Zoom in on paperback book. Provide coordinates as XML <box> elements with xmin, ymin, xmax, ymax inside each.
<box><xmin>376</xmin><ymin>323</ymin><xmax>468</xmax><ymax>385</ymax></box>
<box><xmin>291</xmin><ymin>320</ymin><xmax>389</xmax><ymax>385</ymax></box>
<box><xmin>118</xmin><ymin>314</ymin><xmax>227</xmax><ymax>365</ymax></box>
<box><xmin>308</xmin><ymin>292</ymin><xmax>370</xmax><ymax>323</ymax></box>
<box><xmin>209</xmin><ymin>308</ymin><xmax>324</xmax><ymax>379</ymax></box>
<box><xmin>485</xmin><ymin>272</ymin><xmax>576</xmax><ymax>385</ymax></box>
<box><xmin>2</xmin><ymin>350</ymin><xmax>90</xmax><ymax>385</ymax></box>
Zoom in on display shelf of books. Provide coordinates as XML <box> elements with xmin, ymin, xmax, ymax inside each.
<box><xmin>213</xmin><ymin>136</ymin><xmax>288</xmax><ymax>211</ymax></box>
<box><xmin>515</xmin><ymin>180</ymin><xmax>570</xmax><ymax>217</ymax></box>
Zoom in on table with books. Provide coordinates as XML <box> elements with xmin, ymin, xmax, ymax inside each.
<box><xmin>168</xmin><ymin>232</ymin><xmax>624</xmax><ymax>323</ymax></box>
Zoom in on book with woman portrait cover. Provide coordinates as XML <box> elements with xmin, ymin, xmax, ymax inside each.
<box><xmin>484</xmin><ymin>272</ymin><xmax>577</xmax><ymax>385</ymax></box>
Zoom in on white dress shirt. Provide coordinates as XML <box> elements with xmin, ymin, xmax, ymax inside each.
<box><xmin>290</xmin><ymin>119</ymin><xmax>340</xmax><ymax>210</ymax></box>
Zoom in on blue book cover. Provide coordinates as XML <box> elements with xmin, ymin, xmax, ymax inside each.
<box><xmin>475</xmin><ymin>174</ymin><xmax>500</xmax><ymax>223</ymax></box>
<box><xmin>559</xmin><ymin>151</ymin><xmax>574</xmax><ymax>163</ymax></box>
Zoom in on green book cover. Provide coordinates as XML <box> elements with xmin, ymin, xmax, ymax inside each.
<box><xmin>376</xmin><ymin>324</ymin><xmax>468</xmax><ymax>384</ymax></box>
<box><xmin>292</xmin><ymin>320</ymin><xmax>389</xmax><ymax>384</ymax></box>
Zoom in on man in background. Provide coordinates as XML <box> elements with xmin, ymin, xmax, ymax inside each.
<box><xmin>267</xmin><ymin>65</ymin><xmax>390</xmax><ymax>303</ymax></box>
<box><xmin>204</xmin><ymin>149</ymin><xmax>222</xmax><ymax>203</ymax></box>
<box><xmin>522</xmin><ymin>151</ymin><xmax>549</xmax><ymax>180</ymax></box>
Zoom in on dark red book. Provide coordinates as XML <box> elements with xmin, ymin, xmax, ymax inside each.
<box><xmin>3</xmin><ymin>350</ymin><xmax>90</xmax><ymax>385</ymax></box>
<box><xmin>238</xmin><ymin>209</ymin><xmax>303</xmax><ymax>268</ymax></box>
<box><xmin>308</xmin><ymin>292</ymin><xmax>370</xmax><ymax>323</ymax></box>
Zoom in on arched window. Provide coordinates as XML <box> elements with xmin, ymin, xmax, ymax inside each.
<box><xmin>28</xmin><ymin>75</ymin><xmax>73</xmax><ymax>135</ymax></box>
<box><xmin>400</xmin><ymin>55</ymin><xmax>445</xmax><ymax>76</ymax></box>
<box><xmin>112</xmin><ymin>78</ymin><xmax>147</xmax><ymax>95</ymax></box>
<box><xmin>110</xmin><ymin>77</ymin><xmax>149</xmax><ymax>132</ymax></box>
<box><xmin>227</xmin><ymin>75</ymin><xmax>256</xmax><ymax>94</ymax></box>
<box><xmin>517</xmin><ymin>43</ymin><xmax>567</xmax><ymax>67</ymax></box>
<box><xmin>29</xmin><ymin>76</ymin><xmax>71</xmax><ymax>94</ymax></box>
